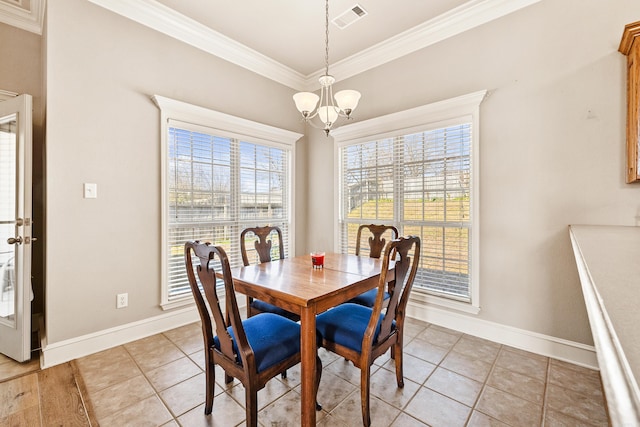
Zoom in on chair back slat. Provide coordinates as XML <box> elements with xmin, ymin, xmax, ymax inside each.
<box><xmin>185</xmin><ymin>241</ymin><xmax>227</xmax><ymax>354</ymax></box>
<box><xmin>355</xmin><ymin>224</ymin><xmax>399</xmax><ymax>259</ymax></box>
<box><xmin>368</xmin><ymin>236</ymin><xmax>421</xmax><ymax>344</ymax></box>
<box><xmin>240</xmin><ymin>226</ymin><xmax>285</xmax><ymax>266</ymax></box>
<box><xmin>185</xmin><ymin>241</ymin><xmax>253</xmax><ymax>369</ymax></box>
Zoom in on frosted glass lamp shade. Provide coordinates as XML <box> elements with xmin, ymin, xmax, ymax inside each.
<box><xmin>318</xmin><ymin>105</ymin><xmax>338</xmax><ymax>125</ymax></box>
<box><xmin>293</xmin><ymin>92</ymin><xmax>320</xmax><ymax>115</ymax></box>
<box><xmin>334</xmin><ymin>90</ymin><xmax>361</xmax><ymax>113</ymax></box>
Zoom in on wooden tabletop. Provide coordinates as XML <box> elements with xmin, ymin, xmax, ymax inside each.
<box><xmin>231</xmin><ymin>253</ymin><xmax>384</xmax><ymax>315</ymax></box>
<box><xmin>229</xmin><ymin>252</ymin><xmax>384</xmax><ymax>426</ymax></box>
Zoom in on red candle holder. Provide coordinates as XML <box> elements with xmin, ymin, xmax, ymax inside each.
<box><xmin>310</xmin><ymin>252</ymin><xmax>325</xmax><ymax>268</ymax></box>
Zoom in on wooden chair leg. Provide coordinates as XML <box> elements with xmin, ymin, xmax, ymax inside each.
<box><xmin>315</xmin><ymin>355</ymin><xmax>323</xmax><ymax>411</ymax></box>
<box><xmin>205</xmin><ymin>358</ymin><xmax>215</xmax><ymax>414</ymax></box>
<box><xmin>246</xmin><ymin>295</ymin><xmax>253</xmax><ymax>318</ymax></box>
<box><xmin>245</xmin><ymin>388</ymin><xmax>258</xmax><ymax>427</ymax></box>
<box><xmin>394</xmin><ymin>341</ymin><xmax>404</xmax><ymax>388</ymax></box>
<box><xmin>360</xmin><ymin>366</ymin><xmax>371</xmax><ymax>427</ymax></box>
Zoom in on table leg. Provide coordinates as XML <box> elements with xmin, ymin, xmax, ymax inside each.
<box><xmin>300</xmin><ymin>306</ymin><xmax>317</xmax><ymax>427</ymax></box>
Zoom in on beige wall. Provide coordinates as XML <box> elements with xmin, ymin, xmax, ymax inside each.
<box><xmin>306</xmin><ymin>0</ymin><xmax>640</xmax><ymax>345</ymax></box>
<box><xmin>44</xmin><ymin>0</ymin><xmax>305</xmax><ymax>344</ymax></box>
<box><xmin>16</xmin><ymin>0</ymin><xmax>640</xmax><ymax>356</ymax></box>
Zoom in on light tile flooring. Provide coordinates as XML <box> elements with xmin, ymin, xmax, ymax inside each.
<box><xmin>1</xmin><ymin>317</ymin><xmax>608</xmax><ymax>426</ymax></box>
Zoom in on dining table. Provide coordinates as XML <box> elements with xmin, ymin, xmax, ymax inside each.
<box><xmin>229</xmin><ymin>252</ymin><xmax>387</xmax><ymax>426</ymax></box>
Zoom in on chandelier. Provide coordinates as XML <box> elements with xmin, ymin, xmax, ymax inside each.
<box><xmin>293</xmin><ymin>0</ymin><xmax>361</xmax><ymax>136</ymax></box>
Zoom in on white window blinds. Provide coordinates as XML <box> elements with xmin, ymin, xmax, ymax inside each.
<box><xmin>339</xmin><ymin>122</ymin><xmax>473</xmax><ymax>302</ymax></box>
<box><xmin>166</xmin><ymin>124</ymin><xmax>291</xmax><ymax>303</ymax></box>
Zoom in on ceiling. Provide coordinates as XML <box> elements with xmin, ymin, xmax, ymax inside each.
<box><xmin>152</xmin><ymin>0</ymin><xmax>472</xmax><ymax>77</ymax></box>
<box><xmin>0</xmin><ymin>0</ymin><xmax>540</xmax><ymax>91</ymax></box>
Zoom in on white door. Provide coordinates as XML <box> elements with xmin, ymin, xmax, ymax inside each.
<box><xmin>0</xmin><ymin>94</ymin><xmax>33</xmax><ymax>362</ymax></box>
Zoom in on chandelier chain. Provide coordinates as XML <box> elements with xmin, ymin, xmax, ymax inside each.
<box><xmin>324</xmin><ymin>0</ymin><xmax>330</xmax><ymax>76</ymax></box>
<box><xmin>292</xmin><ymin>0</ymin><xmax>361</xmax><ymax>135</ymax></box>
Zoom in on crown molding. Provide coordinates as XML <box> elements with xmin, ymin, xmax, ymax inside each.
<box><xmin>88</xmin><ymin>0</ymin><xmax>308</xmax><ymax>90</ymax></box>
<box><xmin>307</xmin><ymin>0</ymin><xmax>542</xmax><ymax>88</ymax></box>
<box><xmin>89</xmin><ymin>0</ymin><xmax>540</xmax><ymax>91</ymax></box>
<box><xmin>0</xmin><ymin>0</ymin><xmax>45</xmax><ymax>34</ymax></box>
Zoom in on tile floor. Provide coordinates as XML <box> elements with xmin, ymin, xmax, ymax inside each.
<box><xmin>1</xmin><ymin>317</ymin><xmax>609</xmax><ymax>426</ymax></box>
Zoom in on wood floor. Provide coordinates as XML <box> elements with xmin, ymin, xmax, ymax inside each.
<box><xmin>0</xmin><ymin>353</ymin><xmax>97</xmax><ymax>426</ymax></box>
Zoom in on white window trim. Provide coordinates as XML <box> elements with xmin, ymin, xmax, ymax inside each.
<box><xmin>152</xmin><ymin>95</ymin><xmax>302</xmax><ymax>310</ymax></box>
<box><xmin>331</xmin><ymin>90</ymin><xmax>486</xmax><ymax>314</ymax></box>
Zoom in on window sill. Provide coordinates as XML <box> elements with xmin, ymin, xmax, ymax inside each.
<box><xmin>161</xmin><ymin>290</ymin><xmax>231</xmax><ymax>312</ymax></box>
<box><xmin>410</xmin><ymin>291</ymin><xmax>480</xmax><ymax>315</ymax></box>
<box><xmin>161</xmin><ymin>296</ymin><xmax>194</xmax><ymax>311</ymax></box>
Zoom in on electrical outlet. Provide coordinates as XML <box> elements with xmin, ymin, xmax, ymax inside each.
<box><xmin>116</xmin><ymin>293</ymin><xmax>128</xmax><ymax>309</ymax></box>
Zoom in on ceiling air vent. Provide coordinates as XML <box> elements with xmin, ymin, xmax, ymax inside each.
<box><xmin>332</xmin><ymin>4</ymin><xmax>368</xmax><ymax>30</ymax></box>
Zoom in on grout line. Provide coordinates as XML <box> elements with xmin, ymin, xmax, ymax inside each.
<box><xmin>540</xmin><ymin>357</ymin><xmax>551</xmax><ymax>427</ymax></box>
<box><xmin>129</xmin><ymin>337</ymin><xmax>207</xmax><ymax>420</ymax></box>
<box><xmin>466</xmin><ymin>343</ymin><xmax>503</xmax><ymax>426</ymax></box>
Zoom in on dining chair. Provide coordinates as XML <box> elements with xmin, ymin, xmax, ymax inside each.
<box><xmin>240</xmin><ymin>226</ymin><xmax>299</xmax><ymax>321</ymax></box>
<box><xmin>316</xmin><ymin>235</ymin><xmax>421</xmax><ymax>427</ymax></box>
<box><xmin>348</xmin><ymin>224</ymin><xmax>399</xmax><ymax>308</ymax></box>
<box><xmin>184</xmin><ymin>240</ymin><xmax>322</xmax><ymax>427</ymax></box>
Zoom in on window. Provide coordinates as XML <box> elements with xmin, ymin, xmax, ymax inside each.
<box><xmin>333</xmin><ymin>91</ymin><xmax>485</xmax><ymax>312</ymax></box>
<box><xmin>154</xmin><ymin>96</ymin><xmax>302</xmax><ymax>309</ymax></box>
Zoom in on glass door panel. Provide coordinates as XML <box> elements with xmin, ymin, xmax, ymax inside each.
<box><xmin>0</xmin><ymin>114</ymin><xmax>17</xmax><ymax>327</ymax></box>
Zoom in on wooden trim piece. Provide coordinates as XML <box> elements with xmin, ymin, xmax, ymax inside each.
<box><xmin>620</xmin><ymin>21</ymin><xmax>640</xmax><ymax>183</ymax></box>
<box><xmin>627</xmin><ymin>50</ymin><xmax>639</xmax><ymax>183</ymax></box>
<box><xmin>69</xmin><ymin>360</ymin><xmax>99</xmax><ymax>427</ymax></box>
<box><xmin>619</xmin><ymin>21</ymin><xmax>640</xmax><ymax>55</ymax></box>
<box><xmin>37</xmin><ymin>363</ymin><xmax>91</xmax><ymax>426</ymax></box>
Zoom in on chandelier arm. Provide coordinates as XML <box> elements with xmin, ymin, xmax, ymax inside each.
<box><xmin>297</xmin><ymin>81</ymin><xmax>329</xmax><ymax>122</ymax></box>
<box><xmin>303</xmin><ymin>118</ymin><xmax>324</xmax><ymax>130</ymax></box>
<box><xmin>327</xmin><ymin>82</ymin><xmax>336</xmax><ymax>110</ymax></box>
<box><xmin>301</xmin><ymin>110</ymin><xmax>320</xmax><ymax>121</ymax></box>
<box><xmin>326</xmin><ymin>84</ymin><xmax>352</xmax><ymax>118</ymax></box>
<box><xmin>303</xmin><ymin>114</ymin><xmax>353</xmax><ymax>131</ymax></box>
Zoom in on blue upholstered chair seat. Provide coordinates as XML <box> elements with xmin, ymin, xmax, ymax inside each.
<box><xmin>347</xmin><ymin>289</ymin><xmax>390</xmax><ymax>307</ymax></box>
<box><xmin>251</xmin><ymin>299</ymin><xmax>300</xmax><ymax>321</ymax></box>
<box><xmin>316</xmin><ymin>303</ymin><xmax>395</xmax><ymax>353</ymax></box>
<box><xmin>214</xmin><ymin>313</ymin><xmax>301</xmax><ymax>373</ymax></box>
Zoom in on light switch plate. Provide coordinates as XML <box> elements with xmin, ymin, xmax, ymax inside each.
<box><xmin>84</xmin><ymin>183</ymin><xmax>97</xmax><ymax>199</ymax></box>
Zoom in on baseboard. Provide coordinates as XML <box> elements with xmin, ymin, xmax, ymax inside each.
<box><xmin>40</xmin><ymin>306</ymin><xmax>200</xmax><ymax>369</ymax></box>
<box><xmin>406</xmin><ymin>300</ymin><xmax>599</xmax><ymax>370</ymax></box>
<box><xmin>39</xmin><ymin>300</ymin><xmax>597</xmax><ymax>370</ymax></box>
